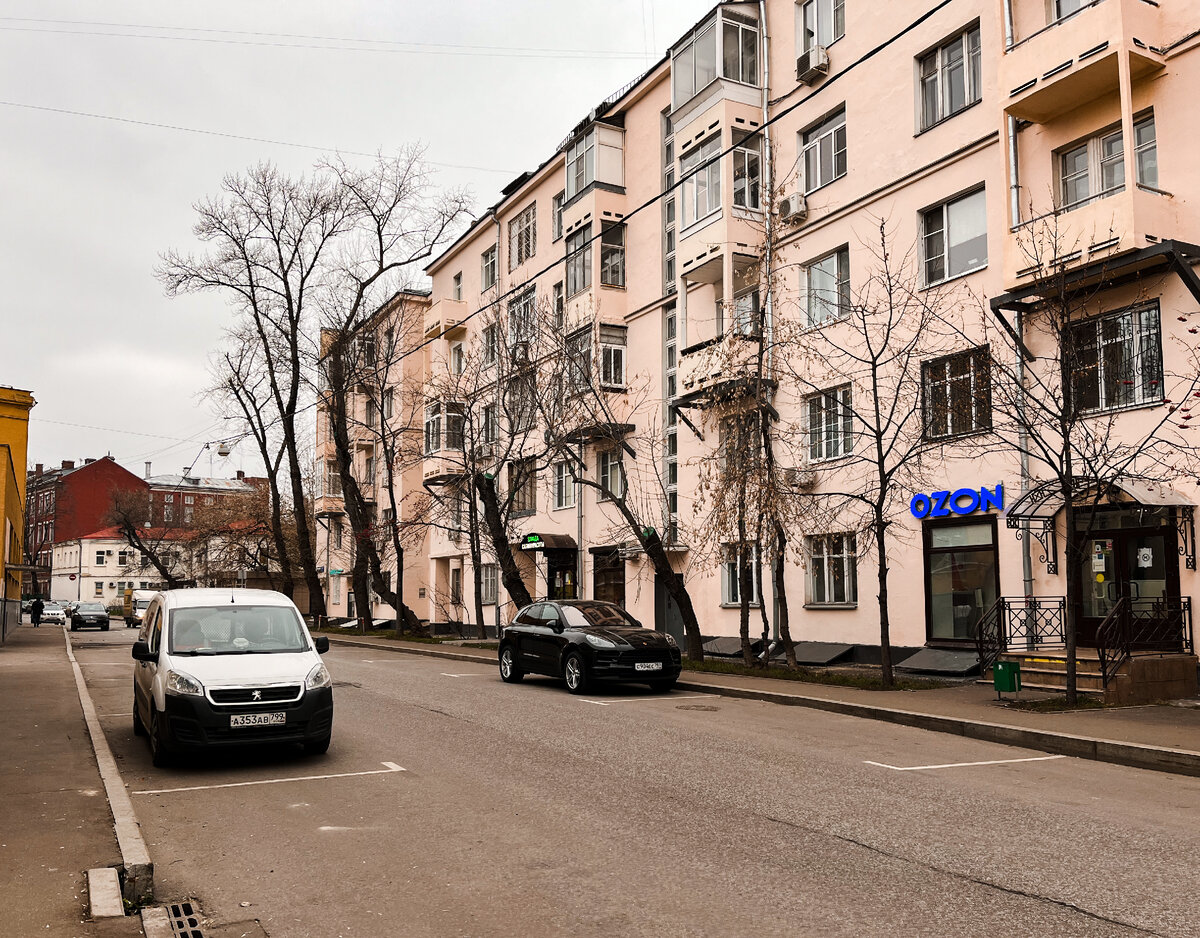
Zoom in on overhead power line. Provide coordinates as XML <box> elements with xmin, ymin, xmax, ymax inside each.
<box><xmin>0</xmin><ymin>100</ymin><xmax>519</xmax><ymax>174</ymax></box>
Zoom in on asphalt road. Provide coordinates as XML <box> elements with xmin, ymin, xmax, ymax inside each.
<box><xmin>72</xmin><ymin>627</ymin><xmax>1200</xmax><ymax>938</ymax></box>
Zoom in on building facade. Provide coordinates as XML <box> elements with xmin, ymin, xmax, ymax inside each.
<box><xmin>0</xmin><ymin>386</ymin><xmax>35</xmax><ymax>638</ymax></box>
<box><xmin>322</xmin><ymin>0</ymin><xmax>1200</xmax><ymax>672</ymax></box>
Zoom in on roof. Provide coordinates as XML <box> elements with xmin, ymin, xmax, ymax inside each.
<box><xmin>160</xmin><ymin>588</ymin><xmax>298</xmax><ymax>610</ymax></box>
<box><xmin>147</xmin><ymin>474</ymin><xmax>256</xmax><ymax>494</ymax></box>
<box><xmin>77</xmin><ymin>525</ymin><xmax>195</xmax><ymax>542</ymax></box>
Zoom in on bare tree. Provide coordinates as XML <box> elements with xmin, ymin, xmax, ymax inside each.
<box><xmin>107</xmin><ymin>489</ymin><xmax>190</xmax><ymax>590</ymax></box>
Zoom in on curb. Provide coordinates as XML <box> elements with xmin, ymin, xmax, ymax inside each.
<box><xmin>63</xmin><ymin>628</ymin><xmax>154</xmax><ymax>904</ymax></box>
<box><xmin>328</xmin><ymin>636</ymin><xmax>1200</xmax><ymax>778</ymax></box>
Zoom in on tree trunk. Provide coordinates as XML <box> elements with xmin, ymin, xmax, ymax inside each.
<box><xmin>773</xmin><ymin>519</ymin><xmax>796</xmax><ymax>669</ymax></box>
<box><xmin>352</xmin><ymin>543</ymin><xmax>371</xmax><ymax>633</ymax></box>
<box><xmin>737</xmin><ymin>511</ymin><xmax>753</xmax><ymax>666</ymax></box>
<box><xmin>474</xmin><ymin>472</ymin><xmax>532</xmax><ymax>609</ymax></box>
<box><xmin>875</xmin><ymin>508</ymin><xmax>894</xmax><ymax>688</ymax></box>
<box><xmin>285</xmin><ymin>427</ymin><xmax>325</xmax><ymax>617</ymax></box>
<box><xmin>1061</xmin><ymin>496</ymin><xmax>1079</xmax><ymax>706</ymax></box>
<box><xmin>467</xmin><ymin>493</ymin><xmax>486</xmax><ymax>639</ymax></box>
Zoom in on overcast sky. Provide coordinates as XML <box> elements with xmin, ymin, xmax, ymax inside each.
<box><xmin>0</xmin><ymin>0</ymin><xmax>703</xmax><ymax>480</ymax></box>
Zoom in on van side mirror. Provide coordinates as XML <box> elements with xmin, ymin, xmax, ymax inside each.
<box><xmin>131</xmin><ymin>641</ymin><xmax>155</xmax><ymax>662</ymax></box>
<box><xmin>314</xmin><ymin>635</ymin><xmax>330</xmax><ymax>655</ymax></box>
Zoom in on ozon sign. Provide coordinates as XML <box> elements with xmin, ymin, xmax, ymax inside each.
<box><xmin>910</xmin><ymin>484</ymin><xmax>1004</xmax><ymax>519</ymax></box>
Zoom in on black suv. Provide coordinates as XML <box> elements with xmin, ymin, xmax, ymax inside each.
<box><xmin>498</xmin><ymin>600</ymin><xmax>682</xmax><ymax>694</ymax></box>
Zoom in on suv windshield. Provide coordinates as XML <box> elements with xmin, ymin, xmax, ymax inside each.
<box><xmin>78</xmin><ymin>603</ymin><xmax>106</xmax><ymax>612</ymax></box>
<box><xmin>560</xmin><ymin>603</ymin><xmax>638</xmax><ymax>629</ymax></box>
<box><xmin>169</xmin><ymin>605</ymin><xmax>309</xmax><ymax>655</ymax></box>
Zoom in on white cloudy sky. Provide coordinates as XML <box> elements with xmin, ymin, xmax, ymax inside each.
<box><xmin>0</xmin><ymin>0</ymin><xmax>704</xmax><ymax>478</ymax></box>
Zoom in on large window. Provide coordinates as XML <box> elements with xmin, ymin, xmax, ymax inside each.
<box><xmin>481</xmin><ymin>244</ymin><xmax>497</xmax><ymax>290</ymax></box>
<box><xmin>508</xmin><ymin>203</ymin><xmax>536</xmax><ymax>270</ymax></box>
<box><xmin>672</xmin><ymin>20</ymin><xmax>718</xmax><ymax>105</ymax></box>
<box><xmin>800</xmin><ymin>0</ymin><xmax>845</xmax><ymax>51</ymax></box>
<box><xmin>552</xmin><ymin>191</ymin><xmax>565</xmax><ymax>240</ymax></box>
<box><xmin>922</xmin><ymin>188</ymin><xmax>987</xmax><ymax>284</ymax></box>
<box><xmin>731</xmin><ymin>290</ymin><xmax>759</xmax><ymax>337</ymax></box>
<box><xmin>424</xmin><ymin>403</ymin><xmax>442</xmax><ymax>455</ymax></box>
<box><xmin>804</xmin><ymin>246</ymin><xmax>850</xmax><ymax>326</ymax></box>
<box><xmin>721</xmin><ymin>544</ymin><xmax>761</xmax><ymax>606</ymax></box>
<box><xmin>808</xmin><ymin>534</ymin><xmax>856</xmax><ymax>605</ymax></box>
<box><xmin>732</xmin><ymin>136</ymin><xmax>761</xmax><ymax>209</ymax></box>
<box><xmin>1070</xmin><ymin>303</ymin><xmax>1163</xmax><ymax>413</ymax></box>
<box><xmin>925</xmin><ymin>520</ymin><xmax>997</xmax><ymax>641</ymax></box>
<box><xmin>600</xmin><ymin>224</ymin><xmax>625</xmax><ymax>287</ymax></box>
<box><xmin>480</xmin><ymin>564</ymin><xmax>498</xmax><ymax>605</ymax></box>
<box><xmin>553</xmin><ymin>461</ymin><xmax>575</xmax><ymax>510</ymax></box>
<box><xmin>566</xmin><ymin>225</ymin><xmax>593</xmax><ymax>297</ymax></box>
<box><xmin>600</xmin><ymin>324</ymin><xmax>627</xmax><ymax>389</ymax></box>
<box><xmin>681</xmin><ymin>136</ymin><xmax>721</xmax><ymax>227</ymax></box>
<box><xmin>507</xmin><ymin>371</ymin><xmax>538</xmax><ymax>432</ymax></box>
<box><xmin>807</xmin><ymin>385</ymin><xmax>853</xmax><ymax>461</ymax></box>
<box><xmin>566</xmin><ymin>133</ymin><xmax>595</xmax><ymax>200</ymax></box>
<box><xmin>923</xmin><ymin>346</ymin><xmax>991</xmax><ymax>439</ymax></box>
<box><xmin>598</xmin><ymin>450</ymin><xmax>625</xmax><ymax>500</ymax></box>
<box><xmin>508</xmin><ymin>288</ymin><xmax>536</xmax><ymax>344</ymax></box>
<box><xmin>919</xmin><ymin>24</ymin><xmax>982</xmax><ymax>130</ymax></box>
<box><xmin>509</xmin><ymin>459</ymin><xmax>536</xmax><ymax>515</ymax></box>
<box><xmin>482</xmin><ymin>324</ymin><xmax>498</xmax><ymax>366</ymax></box>
<box><xmin>801</xmin><ymin>109</ymin><xmax>847</xmax><ymax>193</ymax></box>
<box><xmin>722</xmin><ymin>13</ymin><xmax>759</xmax><ymax>85</ymax></box>
<box><xmin>1059</xmin><ymin>115</ymin><xmax>1156</xmax><ymax>210</ymax></box>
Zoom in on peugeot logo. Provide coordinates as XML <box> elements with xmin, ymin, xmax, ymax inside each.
<box><xmin>251</xmin><ymin>689</ymin><xmax>262</xmax><ymax>701</ymax></box>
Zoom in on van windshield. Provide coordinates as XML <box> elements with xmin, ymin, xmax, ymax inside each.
<box><xmin>169</xmin><ymin>605</ymin><xmax>310</xmax><ymax>655</ymax></box>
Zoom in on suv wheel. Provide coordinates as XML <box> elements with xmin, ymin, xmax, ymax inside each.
<box><xmin>563</xmin><ymin>651</ymin><xmax>590</xmax><ymax>695</ymax></box>
<box><xmin>499</xmin><ymin>646</ymin><xmax>524</xmax><ymax>683</ymax></box>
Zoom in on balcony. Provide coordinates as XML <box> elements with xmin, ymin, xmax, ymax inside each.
<box><xmin>1003</xmin><ymin>184</ymin><xmax>1180</xmax><ymax>289</ymax></box>
<box><xmin>1001</xmin><ymin>0</ymin><xmax>1163</xmax><ymax>123</ymax></box>
<box><xmin>424</xmin><ymin>299</ymin><xmax>468</xmax><ymax>340</ymax></box>
<box><xmin>675</xmin><ymin>331</ymin><xmax>772</xmax><ymax>410</ymax></box>
<box><xmin>421</xmin><ymin>451</ymin><xmax>466</xmax><ymax>487</ymax></box>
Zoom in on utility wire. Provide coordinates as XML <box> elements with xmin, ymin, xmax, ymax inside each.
<box><xmin>32</xmin><ymin>416</ymin><xmax>227</xmax><ymax>444</ymax></box>
<box><xmin>0</xmin><ymin>100</ymin><xmax>518</xmax><ymax>174</ymax></box>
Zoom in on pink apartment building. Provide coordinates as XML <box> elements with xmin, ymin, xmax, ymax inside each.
<box><xmin>320</xmin><ymin>0</ymin><xmax>1200</xmax><ymax>694</ymax></box>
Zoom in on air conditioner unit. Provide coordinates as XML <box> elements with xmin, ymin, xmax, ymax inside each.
<box><xmin>105</xmin><ymin>550</ymin><xmax>113</xmax><ymax>556</ymax></box>
<box><xmin>785</xmin><ymin>464</ymin><xmax>818</xmax><ymax>491</ymax></box>
<box><xmin>796</xmin><ymin>46</ymin><xmax>830</xmax><ymax>85</ymax></box>
<box><xmin>777</xmin><ymin>193</ymin><xmax>809</xmax><ymax>225</ymax></box>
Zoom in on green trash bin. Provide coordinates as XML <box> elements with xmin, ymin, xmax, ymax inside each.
<box><xmin>993</xmin><ymin>660</ymin><xmax>1022</xmax><ymax>697</ymax></box>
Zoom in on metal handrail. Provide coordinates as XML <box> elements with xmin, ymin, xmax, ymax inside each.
<box><xmin>1096</xmin><ymin>597</ymin><xmax>1130</xmax><ymax>687</ymax></box>
<box><xmin>975</xmin><ymin>597</ymin><xmax>1006</xmax><ymax>674</ymax></box>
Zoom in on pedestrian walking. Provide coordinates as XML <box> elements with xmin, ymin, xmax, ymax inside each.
<box><xmin>30</xmin><ymin>597</ymin><xmax>43</xmax><ymax>628</ymax></box>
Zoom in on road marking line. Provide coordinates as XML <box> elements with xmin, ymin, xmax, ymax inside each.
<box><xmin>132</xmin><ymin>761</ymin><xmax>406</xmax><ymax>794</ymax></box>
<box><xmin>864</xmin><ymin>755</ymin><xmax>1067</xmax><ymax>772</ymax></box>
<box><xmin>579</xmin><ymin>694</ymin><xmax>718</xmax><ymax>706</ymax></box>
<box><xmin>441</xmin><ymin>672</ymin><xmax>487</xmax><ymax>678</ymax></box>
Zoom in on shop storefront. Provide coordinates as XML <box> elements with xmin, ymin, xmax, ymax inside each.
<box><xmin>519</xmin><ymin>533</ymin><xmax>579</xmax><ymax>601</ymax></box>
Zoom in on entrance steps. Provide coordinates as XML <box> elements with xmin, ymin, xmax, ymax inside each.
<box><xmin>980</xmin><ymin>650</ymin><xmax>1107</xmax><ymax>697</ymax></box>
<box><xmin>980</xmin><ymin>649</ymin><xmax>1199</xmax><ymax>703</ymax></box>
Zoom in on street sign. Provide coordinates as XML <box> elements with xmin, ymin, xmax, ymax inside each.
<box><xmin>69</xmin><ymin>573</ymin><xmax>77</xmax><ymax>581</ymax></box>
<box><xmin>328</xmin><ymin>569</ymin><xmax>343</xmax><ymax>576</ymax></box>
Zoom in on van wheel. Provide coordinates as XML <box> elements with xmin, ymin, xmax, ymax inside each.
<box><xmin>149</xmin><ymin>711</ymin><xmax>173</xmax><ymax>768</ymax></box>
<box><xmin>132</xmin><ymin>698</ymin><xmax>146</xmax><ymax>737</ymax></box>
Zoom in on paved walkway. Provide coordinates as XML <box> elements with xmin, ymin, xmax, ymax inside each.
<box><xmin>323</xmin><ymin>631</ymin><xmax>1200</xmax><ymax>773</ymax></box>
<box><xmin>0</xmin><ymin>622</ymin><xmax>144</xmax><ymax>937</ymax></box>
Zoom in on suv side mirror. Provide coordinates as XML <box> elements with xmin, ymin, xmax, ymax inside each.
<box><xmin>131</xmin><ymin>641</ymin><xmax>155</xmax><ymax>662</ymax></box>
<box><xmin>546</xmin><ymin>618</ymin><xmax>563</xmax><ymax>633</ymax></box>
<box><xmin>313</xmin><ymin>635</ymin><xmax>330</xmax><ymax>654</ymax></box>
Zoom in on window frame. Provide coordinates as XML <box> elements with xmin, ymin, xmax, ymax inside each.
<box><xmin>801</xmin><ymin>108</ymin><xmax>847</xmax><ymax>194</ymax></box>
<box><xmin>807</xmin><ymin>533</ymin><xmax>858</xmax><ymax>606</ymax></box>
<box><xmin>552</xmin><ymin>191</ymin><xmax>565</xmax><ymax>241</ymax></box>
<box><xmin>600</xmin><ymin>324</ymin><xmax>628</xmax><ymax>389</ymax></box>
<box><xmin>481</xmin><ymin>563</ymin><xmax>498</xmax><ymax>605</ymax></box>
<box><xmin>508</xmin><ymin>203</ymin><xmax>537</xmax><ymax>271</ymax></box>
<box><xmin>680</xmin><ymin>135</ymin><xmax>722</xmax><ymax>229</ymax></box>
<box><xmin>803</xmin><ymin>245</ymin><xmax>851</xmax><ymax>327</ymax></box>
<box><xmin>566</xmin><ymin>224</ymin><xmax>593</xmax><ymax>297</ymax></box>
<box><xmin>597</xmin><ymin>450</ymin><xmax>626</xmax><ymax>502</ymax></box>
<box><xmin>918</xmin><ymin>23</ymin><xmax>982</xmax><ymax>131</ymax></box>
<box><xmin>921</xmin><ymin>345</ymin><xmax>993</xmax><ymax>440</ymax></box>
<box><xmin>807</xmin><ymin>384</ymin><xmax>853</xmax><ymax>462</ymax></box>
<box><xmin>921</xmin><ymin>187</ymin><xmax>988</xmax><ymax>286</ymax></box>
<box><xmin>553</xmin><ymin>461</ymin><xmax>575</xmax><ymax>510</ymax></box>
<box><xmin>672</xmin><ymin>18</ymin><xmax>718</xmax><ymax>108</ymax></box>
<box><xmin>481</xmin><ymin>244</ymin><xmax>498</xmax><ymax>290</ymax></box>
<box><xmin>721</xmin><ymin>15</ymin><xmax>760</xmax><ymax>87</ymax></box>
<box><xmin>566</xmin><ymin>133</ymin><xmax>595</xmax><ymax>201</ymax></box>
<box><xmin>732</xmin><ymin>136</ymin><xmax>762</xmax><ymax>210</ymax></box>
<box><xmin>800</xmin><ymin>0</ymin><xmax>846</xmax><ymax>53</ymax></box>
<box><xmin>599</xmin><ymin>223</ymin><xmax>626</xmax><ymax>288</ymax></box>
<box><xmin>1069</xmin><ymin>301</ymin><xmax>1164</xmax><ymax>415</ymax></box>
<box><xmin>721</xmin><ymin>543</ymin><xmax>761</xmax><ymax>607</ymax></box>
<box><xmin>452</xmin><ymin>272</ymin><xmax>462</xmax><ymax>301</ymax></box>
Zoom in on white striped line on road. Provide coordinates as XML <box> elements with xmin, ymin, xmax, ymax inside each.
<box><xmin>864</xmin><ymin>755</ymin><xmax>1067</xmax><ymax>772</ymax></box>
<box><xmin>579</xmin><ymin>694</ymin><xmax>719</xmax><ymax>707</ymax></box>
<box><xmin>132</xmin><ymin>761</ymin><xmax>406</xmax><ymax>795</ymax></box>
<box><xmin>441</xmin><ymin>672</ymin><xmax>488</xmax><ymax>678</ymax></box>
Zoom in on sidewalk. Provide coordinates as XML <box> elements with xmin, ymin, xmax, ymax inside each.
<box><xmin>0</xmin><ymin>622</ymin><xmax>144</xmax><ymax>937</ymax></box>
<box><xmin>323</xmin><ymin>632</ymin><xmax>1200</xmax><ymax>777</ymax></box>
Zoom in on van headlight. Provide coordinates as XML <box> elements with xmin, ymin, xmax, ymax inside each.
<box><xmin>306</xmin><ymin>663</ymin><xmax>332</xmax><ymax>690</ymax></box>
<box><xmin>165</xmin><ymin>669</ymin><xmax>203</xmax><ymax>697</ymax></box>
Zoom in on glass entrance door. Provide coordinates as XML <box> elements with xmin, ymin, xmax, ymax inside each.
<box><xmin>924</xmin><ymin>519</ymin><xmax>1000</xmax><ymax>642</ymax></box>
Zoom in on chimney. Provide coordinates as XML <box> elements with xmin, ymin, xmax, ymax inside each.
<box><xmin>144</xmin><ymin>461</ymin><xmax>151</xmax><ymax>479</ymax></box>
<box><xmin>61</xmin><ymin>460</ymin><xmax>74</xmax><ymax>470</ymax></box>
<box><xmin>236</xmin><ymin>470</ymin><xmax>245</xmax><ymax>481</ymax></box>
<box><xmin>84</xmin><ymin>458</ymin><xmax>95</xmax><ymax>465</ymax></box>
<box><xmin>35</xmin><ymin>463</ymin><xmax>42</xmax><ymax>476</ymax></box>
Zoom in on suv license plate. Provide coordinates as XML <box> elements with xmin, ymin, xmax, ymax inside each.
<box><xmin>634</xmin><ymin>661</ymin><xmax>663</xmax><ymax>672</ymax></box>
<box><xmin>230</xmin><ymin>712</ymin><xmax>286</xmax><ymax>727</ymax></box>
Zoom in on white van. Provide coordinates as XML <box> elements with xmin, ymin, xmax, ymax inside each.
<box><xmin>131</xmin><ymin>589</ymin><xmax>332</xmax><ymax>766</ymax></box>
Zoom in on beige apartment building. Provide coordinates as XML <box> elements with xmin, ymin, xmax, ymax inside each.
<box><xmin>319</xmin><ymin>0</ymin><xmax>1200</xmax><ymax>690</ymax></box>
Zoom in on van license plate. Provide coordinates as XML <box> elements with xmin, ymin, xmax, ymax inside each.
<box><xmin>230</xmin><ymin>712</ymin><xmax>286</xmax><ymax>727</ymax></box>
<box><xmin>634</xmin><ymin>661</ymin><xmax>663</xmax><ymax>671</ymax></box>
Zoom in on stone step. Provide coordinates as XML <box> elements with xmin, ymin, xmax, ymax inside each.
<box><xmin>976</xmin><ymin>678</ymin><xmax>1106</xmax><ymax>697</ymax></box>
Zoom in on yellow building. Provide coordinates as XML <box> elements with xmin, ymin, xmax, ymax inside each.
<box><xmin>0</xmin><ymin>386</ymin><xmax>35</xmax><ymax>640</ymax></box>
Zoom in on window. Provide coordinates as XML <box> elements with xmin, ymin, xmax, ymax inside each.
<box><xmin>1070</xmin><ymin>303</ymin><xmax>1163</xmax><ymax>413</ymax></box>
<box><xmin>452</xmin><ymin>272</ymin><xmax>462</xmax><ymax>301</ymax></box>
<box><xmin>566</xmin><ymin>132</ymin><xmax>595</xmax><ymax>200</ymax></box>
<box><xmin>922</xmin><ymin>188</ymin><xmax>987</xmax><ymax>284</ymax></box>
<box><xmin>732</xmin><ymin>137</ymin><xmax>761</xmax><ymax>209</ymax></box>
<box><xmin>509</xmin><ymin>459</ymin><xmax>536</xmax><ymax>514</ymax></box>
<box><xmin>919</xmin><ymin>24</ymin><xmax>982</xmax><ymax>130</ymax></box>
<box><xmin>450</xmin><ymin>342</ymin><xmax>465</xmax><ymax>375</ymax></box>
<box><xmin>424</xmin><ymin>403</ymin><xmax>442</xmax><ymax>454</ymax></box>
<box><xmin>808</xmin><ymin>534</ymin><xmax>857</xmax><ymax>604</ymax></box>
<box><xmin>721</xmin><ymin>544</ymin><xmax>761</xmax><ymax>605</ymax></box>
<box><xmin>731</xmin><ymin>291</ymin><xmax>760</xmax><ymax>337</ymax></box>
<box><xmin>95</xmin><ymin>550</ymin><xmax>106</xmax><ymax>565</ymax></box>
<box><xmin>807</xmin><ymin>384</ymin><xmax>853</xmax><ymax>461</ymax></box>
<box><xmin>722</xmin><ymin>13</ymin><xmax>759</xmax><ymax>85</ymax></box>
<box><xmin>600</xmin><ymin>325</ymin><xmax>627</xmax><ymax>388</ymax></box>
<box><xmin>553</xmin><ymin>461</ymin><xmax>575</xmax><ymax>510</ymax></box>
<box><xmin>481</xmin><ymin>402</ymin><xmax>498</xmax><ymax>444</ymax></box>
<box><xmin>681</xmin><ymin>136</ymin><xmax>721</xmax><ymax>227</ymax></box>
<box><xmin>804</xmin><ymin>246</ymin><xmax>850</xmax><ymax>326</ymax></box>
<box><xmin>1055</xmin><ymin>0</ymin><xmax>1088</xmax><ymax>21</ymax></box>
<box><xmin>600</xmin><ymin>224</ymin><xmax>625</xmax><ymax>287</ymax></box>
<box><xmin>1134</xmin><ymin>115</ymin><xmax>1157</xmax><ymax>188</ymax></box>
<box><xmin>183</xmin><ymin>494</ymin><xmax>195</xmax><ymax>505</ymax></box>
<box><xmin>598</xmin><ymin>450</ymin><xmax>625</xmax><ymax>500</ymax></box>
<box><xmin>926</xmin><ymin>521</ymin><xmax>997</xmax><ymax>640</ymax></box>
<box><xmin>1059</xmin><ymin>116</ymin><xmax>1155</xmax><ymax>210</ymax></box>
<box><xmin>672</xmin><ymin>19</ymin><xmax>717</xmax><ymax>106</ymax></box>
<box><xmin>164</xmin><ymin>505</ymin><xmax>173</xmax><ymax>522</ymax></box>
<box><xmin>450</xmin><ymin>567</ymin><xmax>462</xmax><ymax>605</ymax></box>
<box><xmin>552</xmin><ymin>191</ymin><xmax>565</xmax><ymax>240</ymax></box>
<box><xmin>481</xmin><ymin>245</ymin><xmax>497</xmax><ymax>290</ymax></box>
<box><xmin>442</xmin><ymin>403</ymin><xmax>463</xmax><ymax>450</ymax></box>
<box><xmin>567</xmin><ymin>328</ymin><xmax>592</xmax><ymax>394</ymax></box>
<box><xmin>923</xmin><ymin>346</ymin><xmax>992</xmax><ymax>439</ymax></box>
<box><xmin>509</xmin><ymin>288</ymin><xmax>536</xmax><ymax>344</ymax></box>
<box><xmin>184</xmin><ymin>505</ymin><xmax>193</xmax><ymax>523</ymax></box>
<box><xmin>566</xmin><ymin>225</ymin><xmax>592</xmax><ymax>296</ymax></box>
<box><xmin>95</xmin><ymin>581</ymin><xmax>104</xmax><ymax>597</ymax></box>
<box><xmin>553</xmin><ymin>281</ymin><xmax>565</xmax><ymax>329</ymax></box>
<box><xmin>663</xmin><ymin>113</ymin><xmax>677</xmax><ymax>292</ymax></box>
<box><xmin>118</xmin><ymin>550</ymin><xmax>131</xmax><ymax>566</ymax></box>
<box><xmin>508</xmin><ymin>371</ymin><xmax>538</xmax><ymax>432</ymax></box>
<box><xmin>800</xmin><ymin>0</ymin><xmax>845</xmax><ymax>51</ymax></box>
<box><xmin>365</xmin><ymin>397</ymin><xmax>377</xmax><ymax>427</ymax></box>
<box><xmin>332</xmin><ymin>519</ymin><xmax>343</xmax><ymax>550</ymax></box>
<box><xmin>383</xmin><ymin>388</ymin><xmax>394</xmax><ymax>419</ymax></box>
<box><xmin>482</xmin><ymin>324</ymin><xmax>498</xmax><ymax>365</ymax></box>
<box><xmin>481</xmin><ymin>564</ymin><xmax>498</xmax><ymax>605</ymax></box>
<box><xmin>802</xmin><ymin>108</ymin><xmax>847</xmax><ymax>193</ymax></box>
<box><xmin>508</xmin><ymin>203</ymin><xmax>536</xmax><ymax>270</ymax></box>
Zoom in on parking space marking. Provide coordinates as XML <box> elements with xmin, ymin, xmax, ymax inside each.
<box><xmin>132</xmin><ymin>761</ymin><xmax>406</xmax><ymax>795</ymax></box>
<box><xmin>864</xmin><ymin>755</ymin><xmax>1067</xmax><ymax>772</ymax></box>
<box><xmin>441</xmin><ymin>672</ymin><xmax>488</xmax><ymax>678</ymax></box>
<box><xmin>579</xmin><ymin>694</ymin><xmax>718</xmax><ymax>707</ymax></box>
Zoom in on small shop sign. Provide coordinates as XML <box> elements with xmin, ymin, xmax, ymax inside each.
<box><xmin>520</xmin><ymin>534</ymin><xmax>544</xmax><ymax>551</ymax></box>
<box><xmin>910</xmin><ymin>484</ymin><xmax>1004</xmax><ymax>519</ymax></box>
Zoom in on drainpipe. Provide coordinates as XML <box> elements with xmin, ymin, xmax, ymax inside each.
<box><xmin>577</xmin><ymin>439</ymin><xmax>584</xmax><ymax>599</ymax></box>
<box><xmin>1017</xmin><ymin>307</ymin><xmax>1034</xmax><ymax>599</ymax></box>
<box><xmin>759</xmin><ymin>0</ymin><xmax>779</xmax><ymax>640</ymax></box>
<box><xmin>1007</xmin><ymin>115</ymin><xmax>1021</xmax><ymax>229</ymax></box>
<box><xmin>1003</xmin><ymin>0</ymin><xmax>1015</xmax><ymax>50</ymax></box>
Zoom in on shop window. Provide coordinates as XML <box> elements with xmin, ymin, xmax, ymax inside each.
<box><xmin>925</xmin><ymin>520</ymin><xmax>998</xmax><ymax>641</ymax></box>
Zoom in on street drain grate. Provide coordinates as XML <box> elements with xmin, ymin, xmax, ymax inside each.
<box><xmin>676</xmin><ymin>704</ymin><xmax>719</xmax><ymax>712</ymax></box>
<box><xmin>166</xmin><ymin>900</ymin><xmax>205</xmax><ymax>937</ymax></box>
